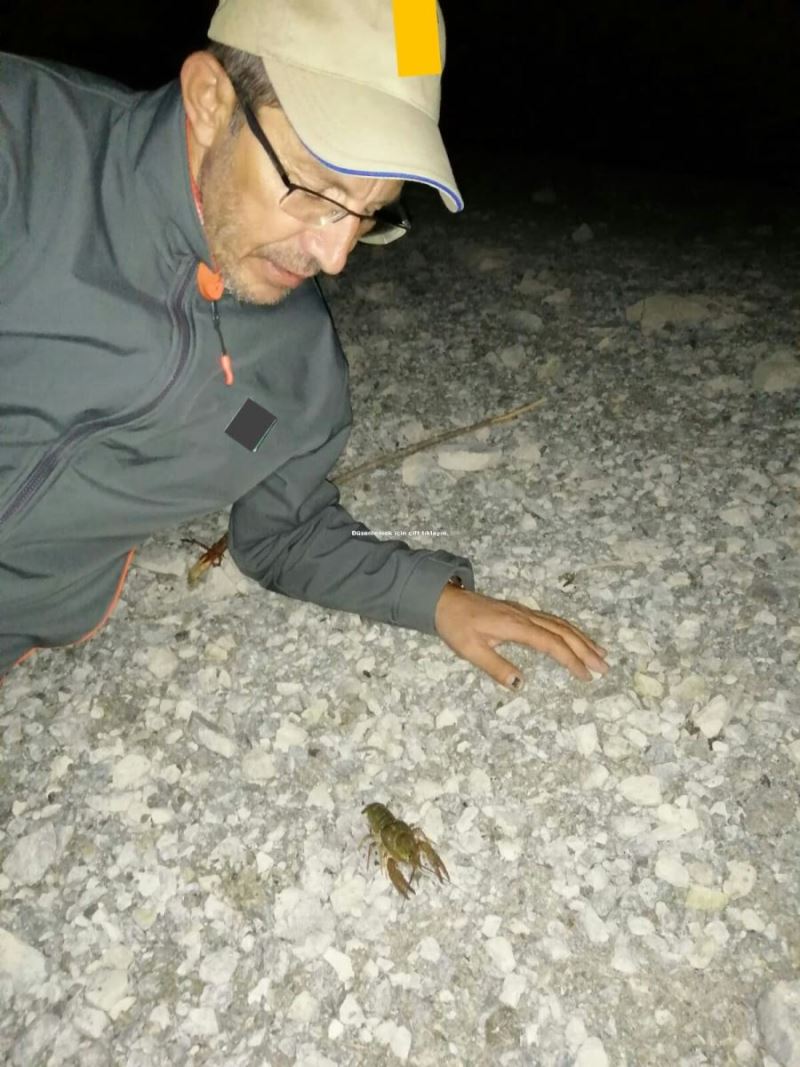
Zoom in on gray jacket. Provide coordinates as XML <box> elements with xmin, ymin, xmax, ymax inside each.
<box><xmin>0</xmin><ymin>54</ymin><xmax>473</xmax><ymax>674</ymax></box>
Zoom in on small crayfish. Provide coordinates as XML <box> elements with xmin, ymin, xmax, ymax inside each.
<box><xmin>361</xmin><ymin>802</ymin><xmax>449</xmax><ymax>899</ymax></box>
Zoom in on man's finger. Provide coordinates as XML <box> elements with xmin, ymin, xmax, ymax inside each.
<box><xmin>462</xmin><ymin>641</ymin><xmax>525</xmax><ymax>691</ymax></box>
<box><xmin>483</xmin><ymin>613</ymin><xmax>602</xmax><ymax>677</ymax></box>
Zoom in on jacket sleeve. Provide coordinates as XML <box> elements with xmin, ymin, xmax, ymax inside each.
<box><xmin>227</xmin><ymin>420</ymin><xmax>475</xmax><ymax>636</ymax></box>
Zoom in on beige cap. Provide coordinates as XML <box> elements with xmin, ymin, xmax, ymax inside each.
<box><xmin>208</xmin><ymin>0</ymin><xmax>463</xmax><ymax>212</ymax></box>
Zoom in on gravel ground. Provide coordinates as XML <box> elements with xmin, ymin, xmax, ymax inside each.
<box><xmin>1</xmin><ymin>157</ymin><xmax>799</xmax><ymax>1067</ymax></box>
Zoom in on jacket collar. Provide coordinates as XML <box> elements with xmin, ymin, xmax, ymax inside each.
<box><xmin>127</xmin><ymin>80</ymin><xmax>212</xmax><ymax>268</ymax></box>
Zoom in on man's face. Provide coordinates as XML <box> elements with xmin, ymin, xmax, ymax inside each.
<box><xmin>197</xmin><ymin>104</ymin><xmax>404</xmax><ymax>305</ymax></box>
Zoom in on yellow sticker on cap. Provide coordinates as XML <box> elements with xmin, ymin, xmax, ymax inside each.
<box><xmin>392</xmin><ymin>0</ymin><xmax>442</xmax><ymax>77</ymax></box>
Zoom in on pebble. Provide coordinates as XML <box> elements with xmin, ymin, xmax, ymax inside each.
<box><xmin>241</xmin><ymin>749</ymin><xmax>276</xmax><ymax>782</ymax></box>
<box><xmin>182</xmin><ymin>1006</ymin><xmax>219</xmax><ymax>1037</ymax></box>
<box><xmin>468</xmin><ymin>767</ymin><xmax>492</xmax><ymax>796</ymax></box>
<box><xmin>572</xmin><ymin>223</ymin><xmax>594</xmax><ymax>244</ymax></box>
<box><xmin>574</xmin><ymin>1036</ymin><xmax>610</xmax><ymax>1067</ymax></box>
<box><xmin>685</xmin><ymin>885</ymin><xmax>729</xmax><ymax>911</ymax></box>
<box><xmin>437</xmin><ymin>449</ymin><xmax>498</xmax><ymax>472</ymax></box>
<box><xmin>112</xmin><ymin>753</ymin><xmax>152</xmax><ymax>789</ymax></box>
<box><xmin>85</xmin><ymin>968</ymin><xmax>129</xmax><ymax>1013</ymax></box>
<box><xmin>580</xmin><ymin>905</ymin><xmax>610</xmax><ymax>944</ymax></box>
<box><xmin>288</xmin><ymin>991</ymin><xmax>320</xmax><ymax>1023</ymax></box>
<box><xmin>417</xmin><ymin>937</ymin><xmax>441</xmax><ymax>963</ymax></box>
<box><xmin>0</xmin><ymin>927</ymin><xmax>47</xmax><ymax>993</ymax></box>
<box><xmin>338</xmin><ymin>993</ymin><xmax>365</xmax><ymax>1027</ymax></box>
<box><xmin>2</xmin><ymin>823</ymin><xmax>60</xmax><ymax>886</ymax></box>
<box><xmin>574</xmin><ymin>723</ymin><xmax>599</xmax><ymax>756</ymax></box>
<box><xmin>146</xmin><ymin>647</ymin><xmax>178</xmax><ymax>679</ymax></box>
<box><xmin>485</xmin><ymin>936</ymin><xmax>516</xmax><ymax>973</ymax></box>
<box><xmin>752</xmin><ymin>352</ymin><xmax>800</xmax><ymax>393</ymax></box>
<box><xmin>500</xmin><ymin>973</ymin><xmax>527</xmax><ymax>1009</ymax></box>
<box><xmin>199</xmin><ymin>947</ymin><xmax>239</xmax><ymax>985</ymax></box>
<box><xmin>618</xmin><ymin>774</ymin><xmax>663</xmax><ymax>806</ymax></box>
<box><xmin>655</xmin><ymin>851</ymin><xmax>690</xmax><ymax>887</ymax></box>
<box><xmin>197</xmin><ymin>725</ymin><xmax>237</xmax><ymax>759</ymax></box>
<box><xmin>374</xmin><ymin>1020</ymin><xmax>412</xmax><ymax>1062</ymax></box>
<box><xmin>324</xmin><ymin>947</ymin><xmax>354</xmax><ymax>983</ymax></box>
<box><xmin>724</xmin><ymin>861</ymin><xmax>757</xmax><ymax>899</ymax></box>
<box><xmin>691</xmin><ymin>694</ymin><xmax>731</xmax><ymax>739</ymax></box>
<box><xmin>757</xmin><ymin>980</ymin><xmax>800</xmax><ymax>1066</ymax></box>
<box><xmin>275</xmin><ymin>722</ymin><xmax>309</xmax><ymax>751</ymax></box>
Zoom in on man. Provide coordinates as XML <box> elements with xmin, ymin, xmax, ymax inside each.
<box><xmin>0</xmin><ymin>0</ymin><xmax>608</xmax><ymax>687</ymax></box>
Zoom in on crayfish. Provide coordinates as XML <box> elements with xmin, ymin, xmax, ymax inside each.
<box><xmin>361</xmin><ymin>802</ymin><xmax>449</xmax><ymax>899</ymax></box>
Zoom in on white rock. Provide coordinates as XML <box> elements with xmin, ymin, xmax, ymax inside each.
<box><xmin>628</xmin><ymin>916</ymin><xmax>655</xmax><ymax>937</ymax></box>
<box><xmin>182</xmin><ymin>1006</ymin><xmax>219</xmax><ymax>1037</ymax></box>
<box><xmin>740</xmin><ymin>909</ymin><xmax>766</xmax><ymax>933</ymax></box>
<box><xmin>580</xmin><ymin>905</ymin><xmax>609</xmax><ymax>944</ymax></box>
<box><xmin>574</xmin><ymin>723</ymin><xmax>599</xmax><ymax>756</ymax></box>
<box><xmin>241</xmin><ymin>749</ymin><xmax>276</xmax><ymax>782</ymax></box>
<box><xmin>485</xmin><ymin>936</ymin><xmax>516</xmax><ymax>973</ymax></box>
<box><xmin>74</xmin><ymin>1006</ymin><xmax>109</xmax><ymax>1040</ymax></box>
<box><xmin>686</xmin><ymin>885</ymin><xmax>729</xmax><ymax>911</ymax></box>
<box><xmin>634</xmin><ymin>673</ymin><xmax>664</xmax><ymax>698</ymax></box>
<box><xmin>757</xmin><ymin>981</ymin><xmax>800</xmax><ymax>1066</ymax></box>
<box><xmin>0</xmin><ymin>927</ymin><xmax>47</xmax><ymax>993</ymax></box>
<box><xmin>308</xmin><ymin>783</ymin><xmax>334</xmax><ymax>812</ymax></box>
<box><xmin>500</xmin><ymin>973</ymin><xmax>528</xmax><ymax>1009</ymax></box>
<box><xmin>146</xmin><ymin>647</ymin><xmax>178</xmax><ymax>680</ymax></box>
<box><xmin>575</xmin><ymin>1036</ymin><xmax>610</xmax><ymax>1067</ymax></box>
<box><xmin>787</xmin><ymin>740</ymin><xmax>800</xmax><ymax>766</ymax></box>
<box><xmin>611</xmin><ymin>937</ymin><xmax>639</xmax><ymax>974</ymax></box>
<box><xmin>112</xmin><ymin>753</ymin><xmax>151</xmax><ymax>790</ymax></box>
<box><xmin>401</xmin><ymin>453</ymin><xmax>429</xmax><ymax>486</ymax></box>
<box><xmin>508</xmin><ymin>311</ymin><xmax>543</xmax><ymax>334</ymax></box>
<box><xmin>324</xmin><ymin>947</ymin><xmax>354</xmax><ymax>983</ymax></box>
<box><xmin>566</xmin><ymin>1017</ymin><xmax>588</xmax><ymax>1052</ymax></box>
<box><xmin>197</xmin><ymin>726</ymin><xmax>236</xmax><ymax>759</ymax></box>
<box><xmin>482</xmin><ymin>915</ymin><xmax>503</xmax><ymax>938</ymax></box>
<box><xmin>572</xmin><ymin>223</ymin><xmax>594</xmax><ymax>244</ymax></box>
<box><xmin>85</xmin><ymin>968</ymin><xmax>128</xmax><ymax>1013</ymax></box>
<box><xmin>582</xmin><ymin>765</ymin><xmax>609</xmax><ymax>790</ymax></box>
<box><xmin>338</xmin><ymin>993</ymin><xmax>365</xmax><ymax>1027</ymax></box>
<box><xmin>390</xmin><ymin>1025</ymin><xmax>412</xmax><ymax>1062</ymax></box>
<box><xmin>625</xmin><ymin>292</ymin><xmax>711</xmax><ymax>332</ymax></box>
<box><xmin>2</xmin><ymin>824</ymin><xmax>59</xmax><ymax>885</ymax></box>
<box><xmin>655</xmin><ymin>851</ymin><xmax>689</xmax><ymax>888</ymax></box>
<box><xmin>199</xmin><ymin>947</ymin><xmax>239</xmax><ymax>986</ymax></box>
<box><xmin>288</xmin><ymin>991</ymin><xmax>320</xmax><ymax>1023</ymax></box>
<box><xmin>753</xmin><ymin>352</ymin><xmax>800</xmax><ymax>393</ymax></box>
<box><xmin>274</xmin><ymin>722</ymin><xmax>308</xmax><ymax>751</ymax></box>
<box><xmin>437</xmin><ymin>449</ymin><xmax>497</xmax><ymax>472</ymax></box>
<box><xmin>417</xmin><ymin>937</ymin><xmax>441</xmax><ymax>963</ymax></box>
<box><xmin>691</xmin><ymin>694</ymin><xmax>731</xmax><ymax>739</ymax></box>
<box><xmin>724</xmin><ymin>861</ymin><xmax>757</xmax><ymax>899</ymax></box>
<box><xmin>468</xmin><ymin>768</ymin><xmax>492</xmax><ymax>796</ymax></box>
<box><xmin>375</xmin><ymin>1021</ymin><xmax>412</xmax><ymax>1062</ymax></box>
<box><xmin>497</xmin><ymin>343</ymin><xmax>527</xmax><ymax>369</ymax></box>
<box><xmin>618</xmin><ymin>774</ymin><xmax>662</xmax><ymax>806</ymax></box>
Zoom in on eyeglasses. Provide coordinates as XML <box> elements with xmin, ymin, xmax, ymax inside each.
<box><xmin>235</xmin><ymin>92</ymin><xmax>411</xmax><ymax>246</ymax></box>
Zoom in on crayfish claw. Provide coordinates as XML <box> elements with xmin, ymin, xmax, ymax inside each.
<box><xmin>420</xmin><ymin>841</ymin><xmax>450</xmax><ymax>884</ymax></box>
<box><xmin>386</xmin><ymin>858</ymin><xmax>415</xmax><ymax>899</ymax></box>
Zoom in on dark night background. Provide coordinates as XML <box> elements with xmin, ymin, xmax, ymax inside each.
<box><xmin>4</xmin><ymin>1</ymin><xmax>800</xmax><ymax>185</ymax></box>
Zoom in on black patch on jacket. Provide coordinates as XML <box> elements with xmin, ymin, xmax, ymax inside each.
<box><xmin>225</xmin><ymin>399</ymin><xmax>277</xmax><ymax>453</ymax></box>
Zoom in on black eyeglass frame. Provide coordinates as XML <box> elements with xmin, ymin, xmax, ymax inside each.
<box><xmin>235</xmin><ymin>91</ymin><xmax>411</xmax><ymax>245</ymax></box>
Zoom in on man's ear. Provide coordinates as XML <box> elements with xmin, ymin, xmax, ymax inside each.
<box><xmin>180</xmin><ymin>51</ymin><xmax>236</xmax><ymax>150</ymax></box>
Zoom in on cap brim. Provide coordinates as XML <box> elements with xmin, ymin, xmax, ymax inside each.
<box><xmin>262</xmin><ymin>56</ymin><xmax>463</xmax><ymax>213</ymax></box>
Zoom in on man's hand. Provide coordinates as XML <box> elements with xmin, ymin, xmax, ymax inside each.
<box><xmin>434</xmin><ymin>584</ymin><xmax>609</xmax><ymax>689</ymax></box>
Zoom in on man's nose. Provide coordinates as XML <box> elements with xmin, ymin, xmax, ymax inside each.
<box><xmin>302</xmin><ymin>215</ymin><xmax>361</xmax><ymax>275</ymax></box>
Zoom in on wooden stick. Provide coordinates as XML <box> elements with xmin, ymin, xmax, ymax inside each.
<box><xmin>186</xmin><ymin>396</ymin><xmax>545</xmax><ymax>585</ymax></box>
